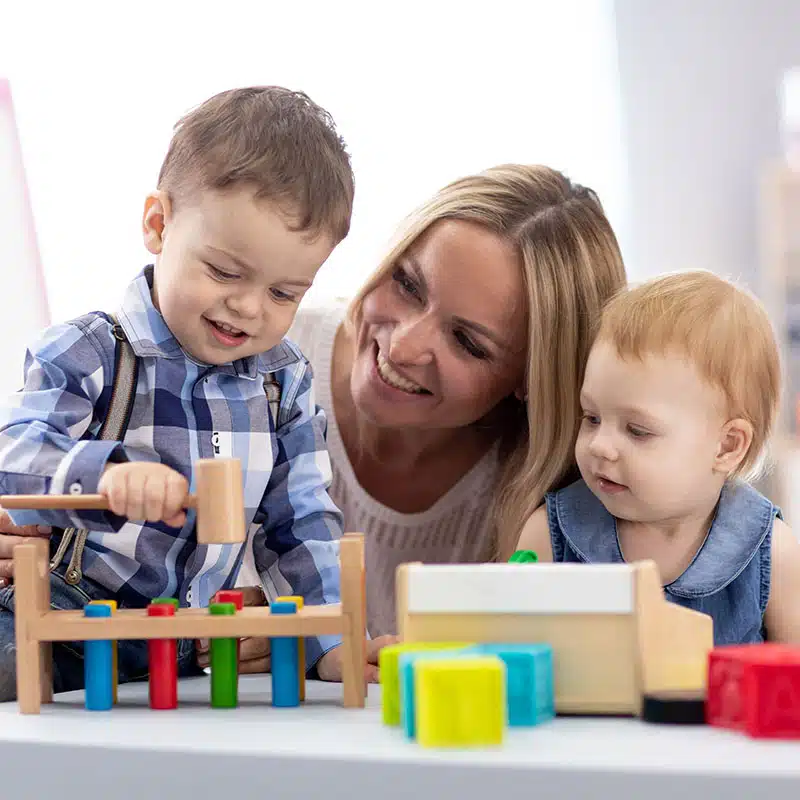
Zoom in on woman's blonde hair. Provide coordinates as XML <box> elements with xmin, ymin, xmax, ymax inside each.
<box><xmin>596</xmin><ymin>270</ymin><xmax>782</xmax><ymax>481</ymax></box>
<box><xmin>346</xmin><ymin>164</ymin><xmax>626</xmax><ymax>558</ymax></box>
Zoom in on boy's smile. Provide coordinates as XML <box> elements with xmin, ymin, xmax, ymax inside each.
<box><xmin>142</xmin><ymin>188</ymin><xmax>335</xmax><ymax>365</ymax></box>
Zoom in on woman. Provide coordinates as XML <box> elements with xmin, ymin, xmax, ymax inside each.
<box><xmin>0</xmin><ymin>164</ymin><xmax>626</xmax><ymax>673</ymax></box>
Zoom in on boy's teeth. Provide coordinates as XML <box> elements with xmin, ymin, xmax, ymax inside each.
<box><xmin>215</xmin><ymin>321</ymin><xmax>242</xmax><ymax>335</ymax></box>
<box><xmin>376</xmin><ymin>350</ymin><xmax>425</xmax><ymax>394</ymax></box>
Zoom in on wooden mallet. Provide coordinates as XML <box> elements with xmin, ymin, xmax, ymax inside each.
<box><xmin>0</xmin><ymin>458</ymin><xmax>245</xmax><ymax>545</ymax></box>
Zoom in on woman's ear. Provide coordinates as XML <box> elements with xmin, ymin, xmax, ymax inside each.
<box><xmin>714</xmin><ymin>418</ymin><xmax>754</xmax><ymax>476</ymax></box>
<box><xmin>142</xmin><ymin>191</ymin><xmax>172</xmax><ymax>255</ymax></box>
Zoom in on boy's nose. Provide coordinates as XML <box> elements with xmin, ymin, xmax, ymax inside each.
<box><xmin>226</xmin><ymin>290</ymin><xmax>262</xmax><ymax>320</ymax></box>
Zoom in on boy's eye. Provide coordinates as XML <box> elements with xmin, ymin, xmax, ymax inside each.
<box><xmin>269</xmin><ymin>287</ymin><xmax>296</xmax><ymax>303</ymax></box>
<box><xmin>207</xmin><ymin>263</ymin><xmax>238</xmax><ymax>281</ymax></box>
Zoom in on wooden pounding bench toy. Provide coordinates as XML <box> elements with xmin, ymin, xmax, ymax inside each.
<box><xmin>1</xmin><ymin>458</ymin><xmax>368</xmax><ymax>714</ymax></box>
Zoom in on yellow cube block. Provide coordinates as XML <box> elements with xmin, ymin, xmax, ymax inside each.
<box><xmin>379</xmin><ymin>641</ymin><xmax>472</xmax><ymax>726</ymax></box>
<box><xmin>415</xmin><ymin>656</ymin><xmax>506</xmax><ymax>748</ymax></box>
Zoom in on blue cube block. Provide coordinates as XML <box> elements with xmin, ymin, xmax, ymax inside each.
<box><xmin>468</xmin><ymin>643</ymin><xmax>554</xmax><ymax>726</ymax></box>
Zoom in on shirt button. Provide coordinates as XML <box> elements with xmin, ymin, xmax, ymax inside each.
<box><xmin>68</xmin><ymin>482</ymin><xmax>83</xmax><ymax>495</ymax></box>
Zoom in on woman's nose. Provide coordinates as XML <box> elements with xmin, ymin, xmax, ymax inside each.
<box><xmin>388</xmin><ymin>315</ymin><xmax>435</xmax><ymax>365</ymax></box>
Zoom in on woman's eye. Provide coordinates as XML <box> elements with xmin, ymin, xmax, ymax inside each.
<box><xmin>392</xmin><ymin>266</ymin><xmax>421</xmax><ymax>299</ymax></box>
<box><xmin>454</xmin><ymin>330</ymin><xmax>488</xmax><ymax>360</ymax></box>
<box><xmin>581</xmin><ymin>413</ymin><xmax>600</xmax><ymax>426</ymax></box>
<box><xmin>628</xmin><ymin>426</ymin><xmax>651</xmax><ymax>438</ymax></box>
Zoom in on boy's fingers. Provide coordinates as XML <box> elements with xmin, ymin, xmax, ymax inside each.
<box><xmin>0</xmin><ymin>510</ymin><xmax>50</xmax><ymax>538</ymax></box>
<box><xmin>0</xmin><ymin>535</ymin><xmax>49</xmax><ymax>560</ymax></box>
<box><xmin>143</xmin><ymin>476</ymin><xmax>168</xmax><ymax>522</ymax></box>
<box><xmin>104</xmin><ymin>476</ymin><xmax>128</xmax><ymax>517</ymax></box>
<box><xmin>125</xmin><ymin>473</ymin><xmax>146</xmax><ymax>520</ymax></box>
<box><xmin>365</xmin><ymin>664</ymin><xmax>380</xmax><ymax>683</ymax></box>
<box><xmin>163</xmin><ymin>511</ymin><xmax>186</xmax><ymax>528</ymax></box>
<box><xmin>240</xmin><ymin>637</ymin><xmax>269</xmax><ymax>661</ymax></box>
<box><xmin>239</xmin><ymin>654</ymin><xmax>270</xmax><ymax>674</ymax></box>
<box><xmin>239</xmin><ymin>586</ymin><xmax>267</xmax><ymax>607</ymax></box>
<box><xmin>365</xmin><ymin>634</ymin><xmax>399</xmax><ymax>663</ymax></box>
<box><xmin>163</xmin><ymin>475</ymin><xmax>188</xmax><ymax>523</ymax></box>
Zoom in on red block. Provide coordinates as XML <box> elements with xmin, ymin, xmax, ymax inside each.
<box><xmin>707</xmin><ymin>644</ymin><xmax>800</xmax><ymax>738</ymax></box>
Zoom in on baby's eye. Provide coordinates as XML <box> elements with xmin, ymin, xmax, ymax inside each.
<box><xmin>627</xmin><ymin>425</ymin><xmax>651</xmax><ymax>438</ymax></box>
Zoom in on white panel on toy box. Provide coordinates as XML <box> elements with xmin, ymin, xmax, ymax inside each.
<box><xmin>405</xmin><ymin>563</ymin><xmax>635</xmax><ymax>614</ymax></box>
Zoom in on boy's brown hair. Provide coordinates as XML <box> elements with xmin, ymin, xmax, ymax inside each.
<box><xmin>596</xmin><ymin>270</ymin><xmax>782</xmax><ymax>480</ymax></box>
<box><xmin>157</xmin><ymin>86</ymin><xmax>354</xmax><ymax>243</ymax></box>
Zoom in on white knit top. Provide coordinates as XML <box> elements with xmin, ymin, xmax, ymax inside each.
<box><xmin>287</xmin><ymin>299</ymin><xmax>499</xmax><ymax>637</ymax></box>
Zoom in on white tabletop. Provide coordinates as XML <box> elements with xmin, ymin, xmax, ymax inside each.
<box><xmin>0</xmin><ymin>676</ymin><xmax>798</xmax><ymax>799</ymax></box>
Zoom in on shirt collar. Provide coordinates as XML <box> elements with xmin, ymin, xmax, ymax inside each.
<box><xmin>115</xmin><ymin>265</ymin><xmax>302</xmax><ymax>379</ymax></box>
<box><xmin>554</xmin><ymin>478</ymin><xmax>778</xmax><ymax>597</ymax></box>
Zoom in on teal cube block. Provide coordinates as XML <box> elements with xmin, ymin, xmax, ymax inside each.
<box><xmin>468</xmin><ymin>643</ymin><xmax>554</xmax><ymax>726</ymax></box>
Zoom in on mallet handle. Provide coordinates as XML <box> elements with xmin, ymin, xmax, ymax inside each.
<box><xmin>0</xmin><ymin>495</ymin><xmax>198</xmax><ymax>510</ymax></box>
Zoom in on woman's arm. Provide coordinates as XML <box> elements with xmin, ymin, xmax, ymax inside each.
<box><xmin>515</xmin><ymin>505</ymin><xmax>554</xmax><ymax>562</ymax></box>
<box><xmin>764</xmin><ymin>518</ymin><xmax>800</xmax><ymax>644</ymax></box>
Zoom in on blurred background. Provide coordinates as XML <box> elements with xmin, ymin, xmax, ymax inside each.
<box><xmin>1</xmin><ymin>0</ymin><xmax>799</xmax><ymax>515</ymax></box>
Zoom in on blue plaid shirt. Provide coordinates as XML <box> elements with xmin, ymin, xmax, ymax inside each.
<box><xmin>0</xmin><ymin>266</ymin><xmax>344</xmax><ymax>669</ymax></box>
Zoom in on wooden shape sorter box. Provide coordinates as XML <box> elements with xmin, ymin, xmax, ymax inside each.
<box><xmin>395</xmin><ymin>560</ymin><xmax>714</xmax><ymax>716</ymax></box>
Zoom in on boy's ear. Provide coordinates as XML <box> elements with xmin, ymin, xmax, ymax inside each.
<box><xmin>142</xmin><ymin>191</ymin><xmax>172</xmax><ymax>255</ymax></box>
<box><xmin>714</xmin><ymin>418</ymin><xmax>754</xmax><ymax>475</ymax></box>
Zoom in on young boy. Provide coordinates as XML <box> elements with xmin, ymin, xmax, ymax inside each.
<box><xmin>518</xmin><ymin>270</ymin><xmax>800</xmax><ymax>646</ymax></box>
<box><xmin>0</xmin><ymin>86</ymin><xmax>372</xmax><ymax>700</ymax></box>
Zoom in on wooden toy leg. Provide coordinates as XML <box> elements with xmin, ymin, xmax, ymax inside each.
<box><xmin>14</xmin><ymin>540</ymin><xmax>51</xmax><ymax>713</ymax></box>
<box><xmin>339</xmin><ymin>534</ymin><xmax>366</xmax><ymax>708</ymax></box>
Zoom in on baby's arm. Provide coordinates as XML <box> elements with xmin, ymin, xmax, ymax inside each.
<box><xmin>515</xmin><ymin>505</ymin><xmax>555</xmax><ymax>561</ymax></box>
<box><xmin>764</xmin><ymin>518</ymin><xmax>800</xmax><ymax>644</ymax></box>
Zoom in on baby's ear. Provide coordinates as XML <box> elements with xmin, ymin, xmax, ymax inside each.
<box><xmin>142</xmin><ymin>191</ymin><xmax>171</xmax><ymax>255</ymax></box>
<box><xmin>714</xmin><ymin>418</ymin><xmax>754</xmax><ymax>475</ymax></box>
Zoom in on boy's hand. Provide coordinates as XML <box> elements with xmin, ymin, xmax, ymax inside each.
<box><xmin>0</xmin><ymin>509</ymin><xmax>51</xmax><ymax>588</ymax></box>
<box><xmin>316</xmin><ymin>634</ymin><xmax>399</xmax><ymax>683</ymax></box>
<box><xmin>99</xmin><ymin>462</ymin><xmax>189</xmax><ymax>527</ymax></box>
<box><xmin>196</xmin><ymin>586</ymin><xmax>271</xmax><ymax>673</ymax></box>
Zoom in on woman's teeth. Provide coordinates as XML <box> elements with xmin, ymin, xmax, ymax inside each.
<box><xmin>377</xmin><ymin>350</ymin><xmax>427</xmax><ymax>394</ymax></box>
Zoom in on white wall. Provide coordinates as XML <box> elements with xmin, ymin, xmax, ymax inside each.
<box><xmin>613</xmin><ymin>0</ymin><xmax>800</xmax><ymax>288</ymax></box>
<box><xmin>0</xmin><ymin>0</ymin><xmax>625</xmax><ymax>329</ymax></box>
<box><xmin>0</xmin><ymin>82</ymin><xmax>49</xmax><ymax>397</ymax></box>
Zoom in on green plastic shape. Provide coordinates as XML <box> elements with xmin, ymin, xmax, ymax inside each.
<box><xmin>508</xmin><ymin>549</ymin><xmax>538</xmax><ymax>563</ymax></box>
